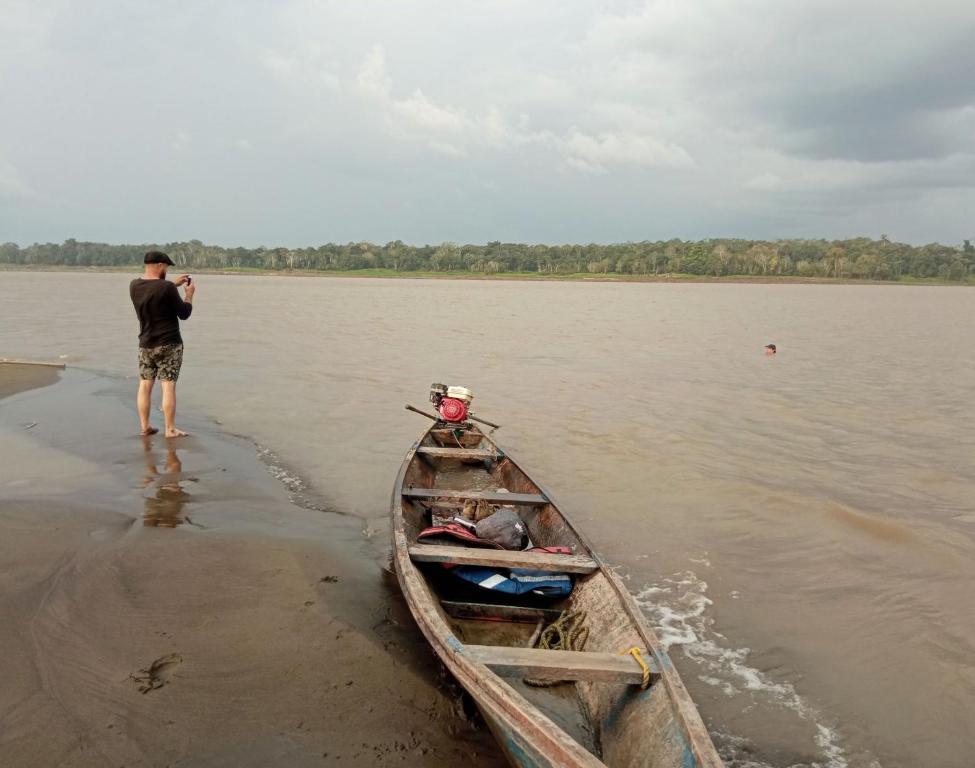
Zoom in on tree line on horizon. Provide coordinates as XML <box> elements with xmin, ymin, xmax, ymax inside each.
<box><xmin>2</xmin><ymin>236</ymin><xmax>973</xmax><ymax>281</ymax></box>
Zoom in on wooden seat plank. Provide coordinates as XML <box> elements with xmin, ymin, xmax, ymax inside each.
<box><xmin>408</xmin><ymin>545</ymin><xmax>597</xmax><ymax>574</ymax></box>
<box><xmin>417</xmin><ymin>447</ymin><xmax>497</xmax><ymax>460</ymax></box>
<box><xmin>403</xmin><ymin>488</ymin><xmax>548</xmax><ymax>505</ymax></box>
<box><xmin>464</xmin><ymin>645</ymin><xmax>658</xmax><ymax>685</ymax></box>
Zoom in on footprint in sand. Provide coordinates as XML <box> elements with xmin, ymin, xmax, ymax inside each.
<box><xmin>130</xmin><ymin>653</ymin><xmax>183</xmax><ymax>694</ymax></box>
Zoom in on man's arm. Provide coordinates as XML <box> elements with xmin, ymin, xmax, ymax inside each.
<box><xmin>169</xmin><ymin>282</ymin><xmax>194</xmax><ymax>320</ymax></box>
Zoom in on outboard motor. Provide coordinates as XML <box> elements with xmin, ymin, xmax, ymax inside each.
<box><xmin>429</xmin><ymin>383</ymin><xmax>474</xmax><ymax>423</ymax></box>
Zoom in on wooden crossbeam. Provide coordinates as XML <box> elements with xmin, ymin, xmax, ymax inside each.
<box><xmin>408</xmin><ymin>545</ymin><xmax>597</xmax><ymax>574</ymax></box>
<box><xmin>402</xmin><ymin>488</ymin><xmax>548</xmax><ymax>505</ymax></box>
<box><xmin>416</xmin><ymin>446</ymin><xmax>497</xmax><ymax>460</ymax></box>
<box><xmin>464</xmin><ymin>645</ymin><xmax>658</xmax><ymax>685</ymax></box>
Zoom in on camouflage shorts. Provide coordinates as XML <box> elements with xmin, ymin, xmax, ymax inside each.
<box><xmin>138</xmin><ymin>344</ymin><xmax>184</xmax><ymax>382</ymax></box>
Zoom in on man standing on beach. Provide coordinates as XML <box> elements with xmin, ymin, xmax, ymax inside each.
<box><xmin>130</xmin><ymin>251</ymin><xmax>196</xmax><ymax>437</ymax></box>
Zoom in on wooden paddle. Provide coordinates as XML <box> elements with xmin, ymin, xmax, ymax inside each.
<box><xmin>404</xmin><ymin>403</ymin><xmax>501</xmax><ymax>430</ymax></box>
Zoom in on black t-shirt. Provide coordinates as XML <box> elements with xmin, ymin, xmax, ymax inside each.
<box><xmin>130</xmin><ymin>278</ymin><xmax>193</xmax><ymax>348</ymax></box>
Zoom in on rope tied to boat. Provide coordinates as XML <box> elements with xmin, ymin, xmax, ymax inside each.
<box><xmin>524</xmin><ymin>609</ymin><xmax>589</xmax><ymax>687</ymax></box>
<box><xmin>621</xmin><ymin>646</ymin><xmax>651</xmax><ymax>690</ymax></box>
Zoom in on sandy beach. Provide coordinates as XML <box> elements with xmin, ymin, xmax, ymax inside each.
<box><xmin>0</xmin><ymin>363</ymin><xmax>504</xmax><ymax>768</ymax></box>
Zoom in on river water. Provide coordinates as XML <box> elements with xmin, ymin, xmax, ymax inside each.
<box><xmin>3</xmin><ymin>271</ymin><xmax>973</xmax><ymax>768</ymax></box>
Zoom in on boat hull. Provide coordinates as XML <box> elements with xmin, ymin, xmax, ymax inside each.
<box><xmin>392</xmin><ymin>425</ymin><xmax>723</xmax><ymax>768</ymax></box>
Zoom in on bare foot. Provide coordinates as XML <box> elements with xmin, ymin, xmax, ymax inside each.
<box><xmin>140</xmin><ymin>426</ymin><xmax>159</xmax><ymax>436</ymax></box>
<box><xmin>165</xmin><ymin>428</ymin><xmax>188</xmax><ymax>438</ymax></box>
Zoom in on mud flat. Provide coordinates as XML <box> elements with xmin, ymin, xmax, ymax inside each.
<box><xmin>0</xmin><ymin>361</ymin><xmax>63</xmax><ymax>399</ymax></box>
<box><xmin>0</xmin><ymin>367</ymin><xmax>503</xmax><ymax>767</ymax></box>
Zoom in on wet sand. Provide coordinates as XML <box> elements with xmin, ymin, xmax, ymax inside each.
<box><xmin>0</xmin><ymin>367</ymin><xmax>504</xmax><ymax>767</ymax></box>
<box><xmin>0</xmin><ymin>361</ymin><xmax>62</xmax><ymax>399</ymax></box>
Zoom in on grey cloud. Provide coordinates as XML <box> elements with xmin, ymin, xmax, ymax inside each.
<box><xmin>589</xmin><ymin>0</ymin><xmax>975</xmax><ymax>162</ymax></box>
<box><xmin>771</xmin><ymin>44</ymin><xmax>975</xmax><ymax>162</ymax></box>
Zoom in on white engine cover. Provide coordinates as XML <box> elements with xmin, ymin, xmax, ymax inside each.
<box><xmin>446</xmin><ymin>386</ymin><xmax>474</xmax><ymax>403</ymax></box>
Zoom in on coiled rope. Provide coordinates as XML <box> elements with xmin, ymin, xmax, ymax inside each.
<box><xmin>521</xmin><ymin>610</ymin><xmax>653</xmax><ymax>690</ymax></box>
<box><xmin>524</xmin><ymin>609</ymin><xmax>589</xmax><ymax>687</ymax></box>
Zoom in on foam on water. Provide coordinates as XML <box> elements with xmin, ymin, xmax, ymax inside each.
<box><xmin>635</xmin><ymin>566</ymin><xmax>856</xmax><ymax>768</ymax></box>
<box><xmin>257</xmin><ymin>444</ymin><xmax>307</xmax><ymax>493</ymax></box>
<box><xmin>256</xmin><ymin>443</ymin><xmax>345</xmax><ymax>516</ymax></box>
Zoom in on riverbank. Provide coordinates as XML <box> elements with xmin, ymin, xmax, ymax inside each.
<box><xmin>2</xmin><ymin>263</ymin><xmax>972</xmax><ymax>286</ymax></box>
<box><xmin>0</xmin><ymin>361</ymin><xmax>62</xmax><ymax>399</ymax></box>
<box><xmin>0</xmin><ymin>364</ymin><xmax>503</xmax><ymax>768</ymax></box>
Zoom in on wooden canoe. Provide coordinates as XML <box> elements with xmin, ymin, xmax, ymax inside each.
<box><xmin>391</xmin><ymin>421</ymin><xmax>723</xmax><ymax>768</ymax></box>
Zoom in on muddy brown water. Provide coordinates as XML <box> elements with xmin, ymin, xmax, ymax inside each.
<box><xmin>3</xmin><ymin>271</ymin><xmax>974</xmax><ymax>768</ymax></box>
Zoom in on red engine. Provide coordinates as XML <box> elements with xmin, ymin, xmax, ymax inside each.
<box><xmin>430</xmin><ymin>383</ymin><xmax>474</xmax><ymax>423</ymax></box>
<box><xmin>437</xmin><ymin>397</ymin><xmax>469</xmax><ymax>422</ymax></box>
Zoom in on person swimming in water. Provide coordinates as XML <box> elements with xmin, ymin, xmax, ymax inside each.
<box><xmin>765</xmin><ymin>343</ymin><xmax>777</xmax><ymax>356</ymax></box>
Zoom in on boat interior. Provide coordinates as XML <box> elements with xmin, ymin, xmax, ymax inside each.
<box><xmin>398</xmin><ymin>424</ymin><xmax>696</xmax><ymax>767</ymax></box>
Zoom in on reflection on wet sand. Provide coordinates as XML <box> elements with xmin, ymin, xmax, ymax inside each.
<box><xmin>141</xmin><ymin>436</ymin><xmax>191</xmax><ymax>527</ymax></box>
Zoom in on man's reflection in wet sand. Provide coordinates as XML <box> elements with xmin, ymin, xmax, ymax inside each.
<box><xmin>141</xmin><ymin>436</ymin><xmax>191</xmax><ymax>527</ymax></box>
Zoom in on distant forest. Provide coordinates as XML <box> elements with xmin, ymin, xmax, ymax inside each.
<box><xmin>2</xmin><ymin>237</ymin><xmax>973</xmax><ymax>280</ymax></box>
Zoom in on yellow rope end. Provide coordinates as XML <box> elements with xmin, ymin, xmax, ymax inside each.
<box><xmin>621</xmin><ymin>646</ymin><xmax>652</xmax><ymax>690</ymax></box>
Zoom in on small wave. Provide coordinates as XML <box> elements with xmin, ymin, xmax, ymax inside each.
<box><xmin>635</xmin><ymin>569</ymin><xmax>853</xmax><ymax>768</ymax></box>
<box><xmin>255</xmin><ymin>444</ymin><xmax>342</xmax><ymax>515</ymax></box>
<box><xmin>257</xmin><ymin>444</ymin><xmax>308</xmax><ymax>493</ymax></box>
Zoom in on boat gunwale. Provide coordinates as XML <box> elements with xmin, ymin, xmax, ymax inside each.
<box><xmin>489</xmin><ymin>438</ymin><xmax>723</xmax><ymax>768</ymax></box>
<box><xmin>391</xmin><ymin>421</ymin><xmax>723</xmax><ymax>768</ymax></box>
<box><xmin>390</xmin><ymin>431</ymin><xmax>603</xmax><ymax>767</ymax></box>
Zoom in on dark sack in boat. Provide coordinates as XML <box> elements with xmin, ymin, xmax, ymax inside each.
<box><xmin>475</xmin><ymin>508</ymin><xmax>526</xmax><ymax>550</ymax></box>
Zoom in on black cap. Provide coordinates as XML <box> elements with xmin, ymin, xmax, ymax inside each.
<box><xmin>765</xmin><ymin>343</ymin><xmax>776</xmax><ymax>351</ymax></box>
<box><xmin>144</xmin><ymin>250</ymin><xmax>175</xmax><ymax>266</ymax></box>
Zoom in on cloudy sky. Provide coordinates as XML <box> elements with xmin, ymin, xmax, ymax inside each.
<box><xmin>1</xmin><ymin>0</ymin><xmax>973</xmax><ymax>246</ymax></box>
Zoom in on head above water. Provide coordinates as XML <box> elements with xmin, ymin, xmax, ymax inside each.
<box><xmin>765</xmin><ymin>343</ymin><xmax>777</xmax><ymax>354</ymax></box>
<box><xmin>143</xmin><ymin>250</ymin><xmax>174</xmax><ymax>278</ymax></box>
